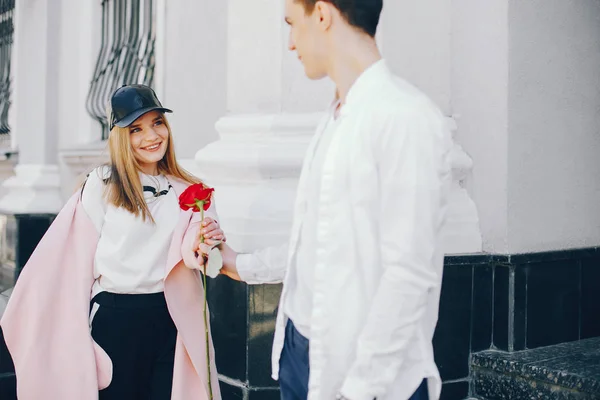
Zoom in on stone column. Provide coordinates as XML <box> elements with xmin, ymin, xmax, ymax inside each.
<box><xmin>159</xmin><ymin>0</ymin><xmax>228</xmax><ymax>162</ymax></box>
<box><xmin>0</xmin><ymin>0</ymin><xmax>63</xmax><ymax>279</ymax></box>
<box><xmin>0</xmin><ymin>0</ymin><xmax>63</xmax><ymax>214</ymax></box>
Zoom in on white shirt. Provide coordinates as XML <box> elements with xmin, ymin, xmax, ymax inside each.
<box><xmin>81</xmin><ymin>167</ymin><xmax>180</xmax><ymax>297</ymax></box>
<box><xmin>284</xmin><ymin>110</ymin><xmax>340</xmax><ymax>338</ymax></box>
<box><xmin>236</xmin><ymin>60</ymin><xmax>453</xmax><ymax>400</ymax></box>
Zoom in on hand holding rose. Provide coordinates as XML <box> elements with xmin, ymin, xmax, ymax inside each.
<box><xmin>193</xmin><ymin>217</ymin><xmax>226</xmax><ymax>251</ymax></box>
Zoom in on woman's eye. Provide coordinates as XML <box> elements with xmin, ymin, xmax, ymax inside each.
<box><xmin>155</xmin><ymin>120</ymin><xmax>163</xmax><ymax>126</ymax></box>
<box><xmin>130</xmin><ymin>128</ymin><xmax>141</xmax><ymax>134</ymax></box>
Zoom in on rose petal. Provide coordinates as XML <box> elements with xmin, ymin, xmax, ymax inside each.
<box><xmin>179</xmin><ymin>184</ymin><xmax>214</xmax><ymax>212</ymax></box>
<box><xmin>205</xmin><ymin>247</ymin><xmax>223</xmax><ymax>278</ymax></box>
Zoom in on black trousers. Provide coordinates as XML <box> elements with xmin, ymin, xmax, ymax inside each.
<box><xmin>90</xmin><ymin>291</ymin><xmax>177</xmax><ymax>400</ymax></box>
<box><xmin>278</xmin><ymin>319</ymin><xmax>429</xmax><ymax>400</ymax></box>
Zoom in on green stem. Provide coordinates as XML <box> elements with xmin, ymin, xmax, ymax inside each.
<box><xmin>195</xmin><ymin>199</ymin><xmax>213</xmax><ymax>399</ymax></box>
<box><xmin>195</xmin><ymin>200</ymin><xmax>205</xmax><ymax>244</ymax></box>
<box><xmin>203</xmin><ymin>263</ymin><xmax>213</xmax><ymax>400</ymax></box>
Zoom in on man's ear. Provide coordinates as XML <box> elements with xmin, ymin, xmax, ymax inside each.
<box><xmin>314</xmin><ymin>1</ymin><xmax>334</xmax><ymax>32</ymax></box>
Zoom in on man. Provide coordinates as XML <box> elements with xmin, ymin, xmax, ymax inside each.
<box><xmin>212</xmin><ymin>1</ymin><xmax>453</xmax><ymax>399</ymax></box>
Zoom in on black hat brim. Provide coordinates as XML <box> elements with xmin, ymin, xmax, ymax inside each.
<box><xmin>114</xmin><ymin>106</ymin><xmax>173</xmax><ymax>128</ymax></box>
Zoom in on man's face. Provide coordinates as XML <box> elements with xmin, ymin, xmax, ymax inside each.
<box><xmin>285</xmin><ymin>0</ymin><xmax>328</xmax><ymax>80</ymax></box>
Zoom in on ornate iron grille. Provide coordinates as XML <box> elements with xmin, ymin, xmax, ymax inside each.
<box><xmin>86</xmin><ymin>0</ymin><xmax>156</xmax><ymax>139</ymax></box>
<box><xmin>0</xmin><ymin>0</ymin><xmax>14</xmax><ymax>148</ymax></box>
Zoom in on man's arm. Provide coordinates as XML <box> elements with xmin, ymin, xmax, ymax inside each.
<box><xmin>339</xmin><ymin>104</ymin><xmax>450</xmax><ymax>400</ymax></box>
<box><xmin>219</xmin><ymin>242</ymin><xmax>289</xmax><ymax>285</ymax></box>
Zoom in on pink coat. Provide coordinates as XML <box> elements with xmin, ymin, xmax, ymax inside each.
<box><xmin>0</xmin><ymin>177</ymin><xmax>222</xmax><ymax>399</ymax></box>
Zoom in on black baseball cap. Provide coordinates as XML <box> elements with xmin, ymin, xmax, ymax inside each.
<box><xmin>109</xmin><ymin>84</ymin><xmax>172</xmax><ymax>130</ymax></box>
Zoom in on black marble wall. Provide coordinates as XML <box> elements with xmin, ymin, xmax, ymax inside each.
<box><xmin>207</xmin><ymin>275</ymin><xmax>282</xmax><ymax>399</ymax></box>
<box><xmin>13</xmin><ymin>214</ymin><xmax>55</xmax><ymax>279</ymax></box>
<box><xmin>492</xmin><ymin>248</ymin><xmax>600</xmax><ymax>351</ymax></box>
<box><xmin>433</xmin><ymin>248</ymin><xmax>600</xmax><ymax>400</ymax></box>
<box><xmin>433</xmin><ymin>255</ymin><xmax>493</xmax><ymax>400</ymax></box>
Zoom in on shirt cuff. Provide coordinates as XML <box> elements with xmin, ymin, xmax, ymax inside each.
<box><xmin>236</xmin><ymin>253</ymin><xmax>260</xmax><ymax>284</ymax></box>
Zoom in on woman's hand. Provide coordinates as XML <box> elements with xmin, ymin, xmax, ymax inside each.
<box><xmin>191</xmin><ymin>219</ymin><xmax>241</xmax><ymax>281</ymax></box>
<box><xmin>184</xmin><ymin>218</ymin><xmax>225</xmax><ymax>271</ymax></box>
<box><xmin>193</xmin><ymin>217</ymin><xmax>226</xmax><ymax>250</ymax></box>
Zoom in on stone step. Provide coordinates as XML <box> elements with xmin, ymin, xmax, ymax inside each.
<box><xmin>472</xmin><ymin>337</ymin><xmax>600</xmax><ymax>399</ymax></box>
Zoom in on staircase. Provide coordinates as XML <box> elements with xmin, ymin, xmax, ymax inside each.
<box><xmin>470</xmin><ymin>337</ymin><xmax>600</xmax><ymax>399</ymax></box>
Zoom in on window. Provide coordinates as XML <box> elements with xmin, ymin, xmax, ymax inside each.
<box><xmin>0</xmin><ymin>0</ymin><xmax>14</xmax><ymax>149</ymax></box>
<box><xmin>86</xmin><ymin>0</ymin><xmax>156</xmax><ymax>139</ymax></box>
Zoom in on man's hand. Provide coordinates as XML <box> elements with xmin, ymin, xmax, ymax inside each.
<box><xmin>218</xmin><ymin>243</ymin><xmax>242</xmax><ymax>281</ymax></box>
<box><xmin>195</xmin><ymin>242</ymin><xmax>242</xmax><ymax>281</ymax></box>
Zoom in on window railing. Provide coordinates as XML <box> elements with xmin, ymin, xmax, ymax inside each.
<box><xmin>0</xmin><ymin>0</ymin><xmax>14</xmax><ymax>149</ymax></box>
<box><xmin>86</xmin><ymin>0</ymin><xmax>156</xmax><ymax>139</ymax></box>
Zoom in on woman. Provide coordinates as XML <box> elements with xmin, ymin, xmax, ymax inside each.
<box><xmin>1</xmin><ymin>84</ymin><xmax>223</xmax><ymax>399</ymax></box>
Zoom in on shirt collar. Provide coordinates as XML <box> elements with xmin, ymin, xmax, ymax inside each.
<box><xmin>340</xmin><ymin>59</ymin><xmax>390</xmax><ymax>116</ymax></box>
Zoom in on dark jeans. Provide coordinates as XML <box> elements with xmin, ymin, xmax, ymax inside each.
<box><xmin>279</xmin><ymin>320</ymin><xmax>310</xmax><ymax>400</ymax></box>
<box><xmin>90</xmin><ymin>291</ymin><xmax>177</xmax><ymax>400</ymax></box>
<box><xmin>410</xmin><ymin>379</ymin><xmax>429</xmax><ymax>400</ymax></box>
<box><xmin>278</xmin><ymin>319</ymin><xmax>429</xmax><ymax>400</ymax></box>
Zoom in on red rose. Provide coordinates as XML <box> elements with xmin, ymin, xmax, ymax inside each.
<box><xmin>179</xmin><ymin>184</ymin><xmax>214</xmax><ymax>212</ymax></box>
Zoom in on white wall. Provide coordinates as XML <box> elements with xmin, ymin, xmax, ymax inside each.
<box><xmin>281</xmin><ymin>20</ymin><xmax>334</xmax><ymax>113</ymax></box>
<box><xmin>55</xmin><ymin>0</ymin><xmax>105</xmax><ymax>197</ymax></box>
<box><xmin>227</xmin><ymin>0</ymin><xmax>283</xmax><ymax>114</ymax></box>
<box><xmin>281</xmin><ymin>0</ymin><xmax>455</xmax><ymax>115</ymax></box>
<box><xmin>451</xmin><ymin>0</ymin><xmax>510</xmax><ymax>253</ymax></box>
<box><xmin>57</xmin><ymin>0</ymin><xmax>102</xmax><ymax>149</ymax></box>
<box><xmin>161</xmin><ymin>0</ymin><xmax>228</xmax><ymax>160</ymax></box>
<box><xmin>381</xmin><ymin>0</ymin><xmax>452</xmax><ymax>115</ymax></box>
<box><xmin>507</xmin><ymin>0</ymin><xmax>600</xmax><ymax>252</ymax></box>
<box><xmin>14</xmin><ymin>0</ymin><xmax>61</xmax><ymax>165</ymax></box>
<box><xmin>12</xmin><ymin>0</ymin><xmax>598</xmax><ymax>252</ymax></box>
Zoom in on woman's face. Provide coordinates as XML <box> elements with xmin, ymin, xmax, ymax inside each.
<box><xmin>128</xmin><ymin>111</ymin><xmax>169</xmax><ymax>174</ymax></box>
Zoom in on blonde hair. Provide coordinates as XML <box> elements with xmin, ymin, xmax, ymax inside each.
<box><xmin>105</xmin><ymin>114</ymin><xmax>199</xmax><ymax>222</ymax></box>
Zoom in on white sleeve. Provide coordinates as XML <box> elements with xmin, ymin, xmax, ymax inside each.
<box><xmin>235</xmin><ymin>244</ymin><xmax>289</xmax><ymax>285</ymax></box>
<box><xmin>81</xmin><ymin>168</ymin><xmax>108</xmax><ymax>233</ymax></box>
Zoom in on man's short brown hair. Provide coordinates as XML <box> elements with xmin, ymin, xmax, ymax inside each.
<box><xmin>295</xmin><ymin>0</ymin><xmax>383</xmax><ymax>37</ymax></box>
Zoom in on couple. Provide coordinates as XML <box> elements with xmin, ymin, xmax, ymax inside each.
<box><xmin>1</xmin><ymin>1</ymin><xmax>452</xmax><ymax>399</ymax></box>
